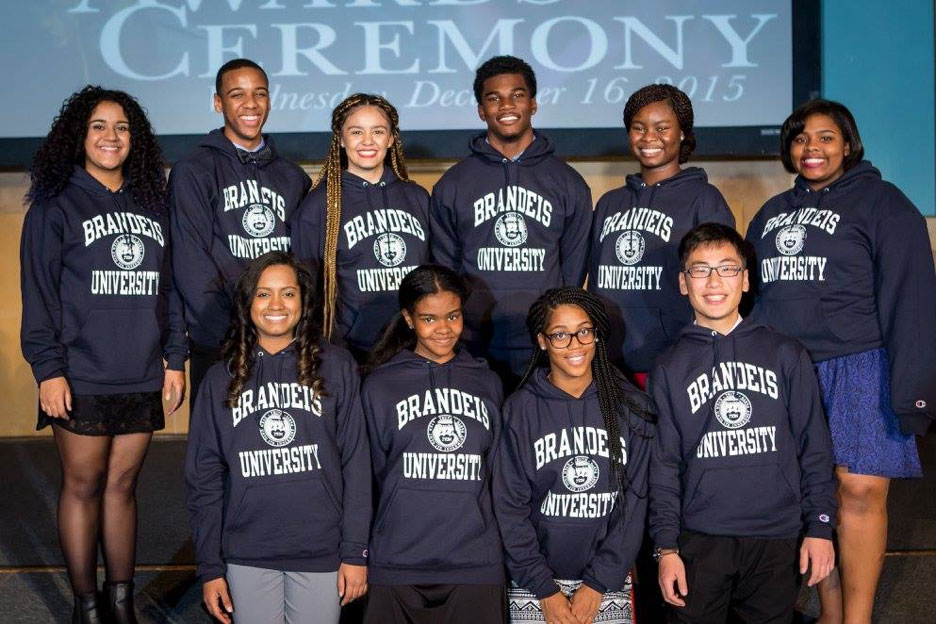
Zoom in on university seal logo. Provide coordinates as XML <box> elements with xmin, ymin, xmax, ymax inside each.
<box><xmin>562</xmin><ymin>455</ymin><xmax>599</xmax><ymax>493</ymax></box>
<box><xmin>775</xmin><ymin>224</ymin><xmax>806</xmax><ymax>256</ymax></box>
<box><xmin>615</xmin><ymin>230</ymin><xmax>646</xmax><ymax>266</ymax></box>
<box><xmin>259</xmin><ymin>409</ymin><xmax>297</xmax><ymax>447</ymax></box>
<box><xmin>495</xmin><ymin>212</ymin><xmax>528</xmax><ymax>247</ymax></box>
<box><xmin>111</xmin><ymin>234</ymin><xmax>145</xmax><ymax>270</ymax></box>
<box><xmin>242</xmin><ymin>204</ymin><xmax>276</xmax><ymax>238</ymax></box>
<box><xmin>714</xmin><ymin>391</ymin><xmax>752</xmax><ymax>429</ymax></box>
<box><xmin>373</xmin><ymin>233</ymin><xmax>407</xmax><ymax>268</ymax></box>
<box><xmin>426</xmin><ymin>415</ymin><xmax>467</xmax><ymax>452</ymax></box>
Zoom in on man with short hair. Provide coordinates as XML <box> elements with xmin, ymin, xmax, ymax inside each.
<box><xmin>170</xmin><ymin>58</ymin><xmax>310</xmax><ymax>405</ymax></box>
<box><xmin>430</xmin><ymin>55</ymin><xmax>592</xmax><ymax>388</ymax></box>
<box><xmin>648</xmin><ymin>222</ymin><xmax>837</xmax><ymax>623</ymax></box>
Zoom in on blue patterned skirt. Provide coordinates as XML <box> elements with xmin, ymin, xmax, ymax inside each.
<box><xmin>816</xmin><ymin>348</ymin><xmax>921</xmax><ymax>478</ymax></box>
<box><xmin>507</xmin><ymin>576</ymin><xmax>633</xmax><ymax>623</ymax></box>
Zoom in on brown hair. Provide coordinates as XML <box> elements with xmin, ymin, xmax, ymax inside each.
<box><xmin>313</xmin><ymin>93</ymin><xmax>410</xmax><ymax>338</ymax></box>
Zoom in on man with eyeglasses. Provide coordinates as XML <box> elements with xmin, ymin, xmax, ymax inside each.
<box><xmin>647</xmin><ymin>223</ymin><xmax>837</xmax><ymax>623</ymax></box>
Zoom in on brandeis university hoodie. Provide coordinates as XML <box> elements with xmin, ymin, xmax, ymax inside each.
<box><xmin>745</xmin><ymin>161</ymin><xmax>936</xmax><ymax>435</ymax></box>
<box><xmin>291</xmin><ymin>169</ymin><xmax>430</xmax><ymax>353</ymax></box>
<box><xmin>588</xmin><ymin>167</ymin><xmax>734</xmax><ymax>374</ymax></box>
<box><xmin>430</xmin><ymin>134</ymin><xmax>592</xmax><ymax>369</ymax></box>
<box><xmin>21</xmin><ymin>166</ymin><xmax>187</xmax><ymax>393</ymax></box>
<box><xmin>169</xmin><ymin>130</ymin><xmax>311</xmax><ymax>349</ymax></box>
<box><xmin>493</xmin><ymin>369</ymin><xmax>653</xmax><ymax>599</ymax></box>
<box><xmin>185</xmin><ymin>344</ymin><xmax>371</xmax><ymax>581</ymax></box>
<box><xmin>648</xmin><ymin>320</ymin><xmax>837</xmax><ymax>550</ymax></box>
<box><xmin>361</xmin><ymin>349</ymin><xmax>504</xmax><ymax>585</ymax></box>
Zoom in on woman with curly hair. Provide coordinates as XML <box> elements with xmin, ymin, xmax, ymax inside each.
<box><xmin>20</xmin><ymin>86</ymin><xmax>187</xmax><ymax>623</ymax></box>
<box><xmin>587</xmin><ymin>84</ymin><xmax>734</xmax><ymax>388</ymax></box>
<box><xmin>493</xmin><ymin>287</ymin><xmax>655</xmax><ymax>624</ymax></box>
<box><xmin>291</xmin><ymin>93</ymin><xmax>430</xmax><ymax>363</ymax></box>
<box><xmin>185</xmin><ymin>251</ymin><xmax>371</xmax><ymax>624</ymax></box>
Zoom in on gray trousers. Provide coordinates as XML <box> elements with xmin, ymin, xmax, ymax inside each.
<box><xmin>226</xmin><ymin>564</ymin><xmax>341</xmax><ymax>624</ymax></box>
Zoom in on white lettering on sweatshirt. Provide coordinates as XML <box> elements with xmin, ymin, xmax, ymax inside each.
<box><xmin>82</xmin><ymin>212</ymin><xmax>165</xmax><ymax>247</ymax></box>
<box><xmin>473</xmin><ymin>185</ymin><xmax>552</xmax><ymax>228</ymax></box>
<box><xmin>599</xmin><ymin>207</ymin><xmax>673</xmax><ymax>243</ymax></box>
<box><xmin>221</xmin><ymin>180</ymin><xmax>287</xmax><ymax>222</ymax></box>
<box><xmin>687</xmin><ymin>362</ymin><xmax>779</xmax><ymax>414</ymax></box>
<box><xmin>232</xmin><ymin>382</ymin><xmax>322</xmax><ymax>428</ymax></box>
<box><xmin>533</xmin><ymin>427</ymin><xmax>627</xmax><ymax>471</ymax></box>
<box><xmin>396</xmin><ymin>388</ymin><xmax>490</xmax><ymax>430</ymax></box>
<box><xmin>344</xmin><ymin>209</ymin><xmax>426</xmax><ymax>249</ymax></box>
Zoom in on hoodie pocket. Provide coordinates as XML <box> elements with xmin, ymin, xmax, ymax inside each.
<box><xmin>67</xmin><ymin>309</ymin><xmax>161</xmax><ymax>384</ymax></box>
<box><xmin>223</xmin><ymin>480</ymin><xmax>341</xmax><ymax>561</ymax></box>
<box><xmin>488</xmin><ymin>289</ymin><xmax>542</xmax><ymax>348</ymax></box>
<box><xmin>756</xmin><ymin>297</ymin><xmax>840</xmax><ymax>347</ymax></box>
<box><xmin>534</xmin><ymin>518</ymin><xmax>602</xmax><ymax>578</ymax></box>
<box><xmin>683</xmin><ymin>464</ymin><xmax>799</xmax><ymax>531</ymax></box>
<box><xmin>373</xmin><ymin>488</ymin><xmax>493</xmax><ymax>568</ymax></box>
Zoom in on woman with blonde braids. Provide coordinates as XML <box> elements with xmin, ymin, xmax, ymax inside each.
<box><xmin>291</xmin><ymin>93</ymin><xmax>430</xmax><ymax>362</ymax></box>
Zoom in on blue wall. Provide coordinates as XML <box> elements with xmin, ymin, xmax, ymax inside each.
<box><xmin>823</xmin><ymin>1</ymin><xmax>935</xmax><ymax>215</ymax></box>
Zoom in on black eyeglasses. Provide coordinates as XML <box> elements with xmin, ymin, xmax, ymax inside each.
<box><xmin>683</xmin><ymin>265</ymin><xmax>745</xmax><ymax>279</ymax></box>
<box><xmin>542</xmin><ymin>327</ymin><xmax>596</xmax><ymax>348</ymax></box>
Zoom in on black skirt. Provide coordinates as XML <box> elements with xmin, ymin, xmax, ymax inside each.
<box><xmin>37</xmin><ymin>391</ymin><xmax>165</xmax><ymax>436</ymax></box>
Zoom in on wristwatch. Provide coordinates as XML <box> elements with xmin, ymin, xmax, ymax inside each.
<box><xmin>652</xmin><ymin>546</ymin><xmax>679</xmax><ymax>562</ymax></box>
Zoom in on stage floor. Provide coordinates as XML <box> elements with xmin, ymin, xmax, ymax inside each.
<box><xmin>1</xmin><ymin>434</ymin><xmax>933</xmax><ymax>623</ymax></box>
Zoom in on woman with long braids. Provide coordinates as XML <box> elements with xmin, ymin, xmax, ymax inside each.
<box><xmin>361</xmin><ymin>265</ymin><xmax>506</xmax><ymax>623</ymax></box>
<box><xmin>493</xmin><ymin>287</ymin><xmax>655</xmax><ymax>624</ymax></box>
<box><xmin>291</xmin><ymin>93</ymin><xmax>430</xmax><ymax>362</ymax></box>
<box><xmin>20</xmin><ymin>86</ymin><xmax>186</xmax><ymax>623</ymax></box>
<box><xmin>185</xmin><ymin>251</ymin><xmax>371</xmax><ymax>624</ymax></box>
<box><xmin>588</xmin><ymin>83</ymin><xmax>734</xmax><ymax>388</ymax></box>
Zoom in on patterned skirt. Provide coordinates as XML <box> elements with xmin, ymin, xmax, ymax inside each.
<box><xmin>816</xmin><ymin>347</ymin><xmax>921</xmax><ymax>478</ymax></box>
<box><xmin>507</xmin><ymin>575</ymin><xmax>634</xmax><ymax>624</ymax></box>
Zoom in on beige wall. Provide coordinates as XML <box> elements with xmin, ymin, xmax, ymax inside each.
<box><xmin>3</xmin><ymin>160</ymin><xmax>934</xmax><ymax>437</ymax></box>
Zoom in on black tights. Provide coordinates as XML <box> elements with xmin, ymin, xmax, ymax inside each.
<box><xmin>53</xmin><ymin>427</ymin><xmax>152</xmax><ymax>595</ymax></box>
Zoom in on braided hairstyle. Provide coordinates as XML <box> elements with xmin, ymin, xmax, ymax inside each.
<box><xmin>313</xmin><ymin>93</ymin><xmax>410</xmax><ymax>339</ymax></box>
<box><xmin>518</xmin><ymin>287</ymin><xmax>654</xmax><ymax>495</ymax></box>
<box><xmin>222</xmin><ymin>251</ymin><xmax>325</xmax><ymax>407</ymax></box>
<box><xmin>27</xmin><ymin>86</ymin><xmax>166</xmax><ymax>213</ymax></box>
<box><xmin>622</xmin><ymin>83</ymin><xmax>696</xmax><ymax>164</ymax></box>
<box><xmin>363</xmin><ymin>264</ymin><xmax>468</xmax><ymax>375</ymax></box>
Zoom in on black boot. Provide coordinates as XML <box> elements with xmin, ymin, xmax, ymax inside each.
<box><xmin>72</xmin><ymin>591</ymin><xmax>104</xmax><ymax>624</ymax></box>
<box><xmin>104</xmin><ymin>581</ymin><xmax>139</xmax><ymax>624</ymax></box>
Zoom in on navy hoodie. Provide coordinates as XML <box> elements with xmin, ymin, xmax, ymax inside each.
<box><xmin>185</xmin><ymin>343</ymin><xmax>371</xmax><ymax>581</ymax></box>
<box><xmin>20</xmin><ymin>166</ymin><xmax>187</xmax><ymax>394</ymax></box>
<box><xmin>493</xmin><ymin>369</ymin><xmax>652</xmax><ymax>599</ymax></box>
<box><xmin>361</xmin><ymin>349</ymin><xmax>504</xmax><ymax>585</ymax></box>
<box><xmin>291</xmin><ymin>169</ymin><xmax>430</xmax><ymax>353</ymax></box>
<box><xmin>746</xmin><ymin>161</ymin><xmax>936</xmax><ymax>434</ymax></box>
<box><xmin>169</xmin><ymin>130</ymin><xmax>311</xmax><ymax>348</ymax></box>
<box><xmin>587</xmin><ymin>167</ymin><xmax>734</xmax><ymax>373</ymax></box>
<box><xmin>648</xmin><ymin>320</ymin><xmax>836</xmax><ymax>550</ymax></box>
<box><xmin>430</xmin><ymin>134</ymin><xmax>592</xmax><ymax>366</ymax></box>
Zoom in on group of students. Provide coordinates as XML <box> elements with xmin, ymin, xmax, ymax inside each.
<box><xmin>19</xmin><ymin>53</ymin><xmax>936</xmax><ymax>624</ymax></box>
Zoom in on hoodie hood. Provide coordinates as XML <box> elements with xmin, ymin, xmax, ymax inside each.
<box><xmin>361</xmin><ymin>345</ymin><xmax>505</xmax><ymax>585</ymax></box>
<box><xmin>199</xmin><ymin>127</ymin><xmax>280</xmax><ymax>167</ymax></box>
<box><xmin>790</xmin><ymin>160</ymin><xmax>881</xmax><ymax>208</ymax></box>
<box><xmin>623</xmin><ymin>166</ymin><xmax>710</xmax><ymax>203</ymax></box>
<box><xmin>468</xmin><ymin>131</ymin><xmax>555</xmax><ymax>166</ymax></box>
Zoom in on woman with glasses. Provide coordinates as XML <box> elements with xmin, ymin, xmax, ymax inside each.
<box><xmin>587</xmin><ymin>84</ymin><xmax>734</xmax><ymax>390</ymax></box>
<box><xmin>493</xmin><ymin>287</ymin><xmax>655</xmax><ymax>624</ymax></box>
<box><xmin>746</xmin><ymin>99</ymin><xmax>936</xmax><ymax>623</ymax></box>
